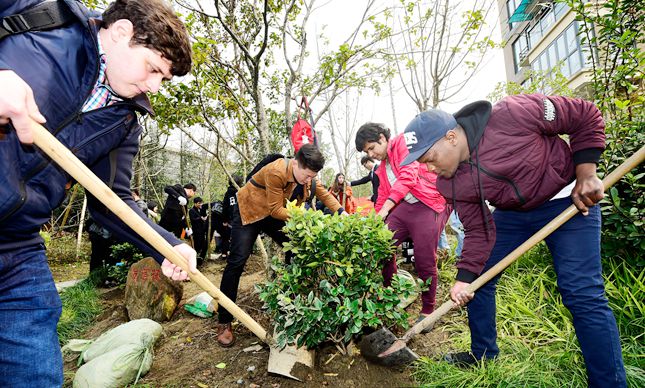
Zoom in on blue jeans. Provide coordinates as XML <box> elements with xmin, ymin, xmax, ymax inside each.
<box><xmin>0</xmin><ymin>244</ymin><xmax>63</xmax><ymax>387</ymax></box>
<box><xmin>438</xmin><ymin>211</ymin><xmax>464</xmax><ymax>257</ymax></box>
<box><xmin>467</xmin><ymin>198</ymin><xmax>626</xmax><ymax>388</ymax></box>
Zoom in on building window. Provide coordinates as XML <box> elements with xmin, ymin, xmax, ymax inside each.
<box><xmin>530</xmin><ymin>21</ymin><xmax>588</xmax><ymax>78</ymax></box>
<box><xmin>527</xmin><ymin>2</ymin><xmax>570</xmax><ymax>48</ymax></box>
<box><xmin>512</xmin><ymin>34</ymin><xmax>529</xmax><ymax>73</ymax></box>
<box><xmin>506</xmin><ymin>0</ymin><xmax>520</xmax><ymax>30</ymax></box>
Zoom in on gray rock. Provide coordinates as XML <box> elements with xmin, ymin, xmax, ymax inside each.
<box><xmin>124</xmin><ymin>258</ymin><xmax>183</xmax><ymax>322</ymax></box>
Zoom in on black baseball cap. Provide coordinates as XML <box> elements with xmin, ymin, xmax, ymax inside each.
<box><xmin>400</xmin><ymin>109</ymin><xmax>457</xmax><ymax>166</ymax></box>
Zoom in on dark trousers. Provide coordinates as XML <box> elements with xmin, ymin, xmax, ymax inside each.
<box><xmin>213</xmin><ymin>222</ymin><xmax>231</xmax><ymax>255</ymax></box>
<box><xmin>467</xmin><ymin>198</ymin><xmax>626</xmax><ymax>387</ymax></box>
<box><xmin>217</xmin><ymin>205</ymin><xmax>289</xmax><ymax>323</ymax></box>
<box><xmin>88</xmin><ymin>232</ymin><xmax>115</xmax><ymax>272</ymax></box>
<box><xmin>383</xmin><ymin>201</ymin><xmax>449</xmax><ymax>314</ymax></box>
<box><xmin>193</xmin><ymin>230</ymin><xmax>208</xmax><ymax>263</ymax></box>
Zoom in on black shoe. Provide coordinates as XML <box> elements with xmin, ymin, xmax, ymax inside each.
<box><xmin>444</xmin><ymin>352</ymin><xmax>481</xmax><ymax>368</ymax></box>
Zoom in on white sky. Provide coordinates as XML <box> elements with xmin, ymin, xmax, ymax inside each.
<box><xmin>304</xmin><ymin>0</ymin><xmax>507</xmax><ymax>172</ymax></box>
<box><xmin>312</xmin><ymin>0</ymin><xmax>506</xmax><ymax>111</ymax></box>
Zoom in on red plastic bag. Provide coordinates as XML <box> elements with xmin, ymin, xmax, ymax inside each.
<box><xmin>290</xmin><ymin>97</ymin><xmax>317</xmax><ymax>153</ymax></box>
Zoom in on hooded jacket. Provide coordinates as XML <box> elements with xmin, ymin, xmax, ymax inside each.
<box><xmin>0</xmin><ymin>0</ymin><xmax>180</xmax><ymax>262</ymax></box>
<box><xmin>375</xmin><ymin>134</ymin><xmax>446</xmax><ymax>214</ymax></box>
<box><xmin>438</xmin><ymin>94</ymin><xmax>605</xmax><ymax>282</ymax></box>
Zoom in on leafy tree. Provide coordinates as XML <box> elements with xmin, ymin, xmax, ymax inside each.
<box><xmin>386</xmin><ymin>0</ymin><xmax>499</xmax><ymax>111</ymax></box>
<box><xmin>566</xmin><ymin>0</ymin><xmax>644</xmax><ymax>261</ymax></box>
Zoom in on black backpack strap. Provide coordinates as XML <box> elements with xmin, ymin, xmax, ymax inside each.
<box><xmin>0</xmin><ymin>1</ymin><xmax>76</xmax><ymax>41</ymax></box>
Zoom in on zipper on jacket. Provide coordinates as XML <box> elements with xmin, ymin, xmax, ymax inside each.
<box><xmin>71</xmin><ymin>116</ymin><xmax>127</xmax><ymax>152</ymax></box>
<box><xmin>0</xmin><ymin>180</ymin><xmax>27</xmax><ymax>224</ymax></box>
<box><xmin>476</xmin><ymin>163</ymin><xmax>526</xmax><ymax>205</ymax></box>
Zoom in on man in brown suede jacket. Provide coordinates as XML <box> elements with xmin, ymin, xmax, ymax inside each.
<box><xmin>217</xmin><ymin>144</ymin><xmax>346</xmax><ymax>347</ymax></box>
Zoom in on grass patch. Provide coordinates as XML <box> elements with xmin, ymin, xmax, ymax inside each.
<box><xmin>414</xmin><ymin>244</ymin><xmax>645</xmax><ymax>387</ymax></box>
<box><xmin>57</xmin><ymin>278</ymin><xmax>103</xmax><ymax>344</ymax></box>
<box><xmin>46</xmin><ymin>232</ymin><xmax>90</xmax><ymax>265</ymax></box>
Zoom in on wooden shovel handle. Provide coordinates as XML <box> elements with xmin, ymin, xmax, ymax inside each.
<box><xmin>30</xmin><ymin>121</ymin><xmax>268</xmax><ymax>343</ymax></box>
<box><xmin>403</xmin><ymin>145</ymin><xmax>645</xmax><ymax>341</ymax></box>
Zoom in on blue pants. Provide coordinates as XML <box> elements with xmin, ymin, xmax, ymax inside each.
<box><xmin>467</xmin><ymin>198</ymin><xmax>626</xmax><ymax>388</ymax></box>
<box><xmin>0</xmin><ymin>244</ymin><xmax>63</xmax><ymax>387</ymax></box>
<box><xmin>438</xmin><ymin>211</ymin><xmax>464</xmax><ymax>257</ymax></box>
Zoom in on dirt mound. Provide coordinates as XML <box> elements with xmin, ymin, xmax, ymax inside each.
<box><xmin>63</xmin><ymin>256</ymin><xmax>453</xmax><ymax>387</ymax></box>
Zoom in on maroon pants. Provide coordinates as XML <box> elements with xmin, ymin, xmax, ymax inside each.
<box><xmin>382</xmin><ymin>201</ymin><xmax>449</xmax><ymax>314</ymax></box>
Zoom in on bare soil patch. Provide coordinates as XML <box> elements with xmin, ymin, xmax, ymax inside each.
<box><xmin>58</xmin><ymin>254</ymin><xmax>458</xmax><ymax>387</ymax></box>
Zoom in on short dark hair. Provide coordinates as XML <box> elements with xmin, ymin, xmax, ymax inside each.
<box><xmin>184</xmin><ymin>183</ymin><xmax>197</xmax><ymax>191</ymax></box>
<box><xmin>147</xmin><ymin>200</ymin><xmax>158</xmax><ymax>210</ymax></box>
<box><xmin>193</xmin><ymin>196</ymin><xmax>203</xmax><ymax>204</ymax></box>
<box><xmin>355</xmin><ymin>123</ymin><xmax>390</xmax><ymax>151</ymax></box>
<box><xmin>295</xmin><ymin>143</ymin><xmax>325</xmax><ymax>172</ymax></box>
<box><xmin>360</xmin><ymin>155</ymin><xmax>374</xmax><ymax>165</ymax></box>
<box><xmin>102</xmin><ymin>0</ymin><xmax>192</xmax><ymax>76</ymax></box>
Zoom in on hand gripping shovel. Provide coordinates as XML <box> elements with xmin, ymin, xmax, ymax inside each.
<box><xmin>29</xmin><ymin>122</ymin><xmax>313</xmax><ymax>380</ymax></box>
<box><xmin>360</xmin><ymin>145</ymin><xmax>645</xmax><ymax>367</ymax></box>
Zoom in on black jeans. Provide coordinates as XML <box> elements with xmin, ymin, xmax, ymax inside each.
<box><xmin>217</xmin><ymin>204</ymin><xmax>288</xmax><ymax>323</ymax></box>
<box><xmin>192</xmin><ymin>230</ymin><xmax>208</xmax><ymax>264</ymax></box>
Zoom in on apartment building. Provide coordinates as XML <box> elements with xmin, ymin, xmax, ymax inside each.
<box><xmin>498</xmin><ymin>0</ymin><xmax>593</xmax><ymax>94</ymax></box>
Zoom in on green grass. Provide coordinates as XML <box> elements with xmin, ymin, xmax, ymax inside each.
<box><xmin>57</xmin><ymin>278</ymin><xmax>103</xmax><ymax>344</ymax></box>
<box><xmin>413</xmin><ymin>244</ymin><xmax>645</xmax><ymax>387</ymax></box>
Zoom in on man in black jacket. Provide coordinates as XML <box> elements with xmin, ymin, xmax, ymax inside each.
<box><xmin>219</xmin><ymin>174</ymin><xmax>243</xmax><ymax>258</ymax></box>
<box><xmin>160</xmin><ymin>183</ymin><xmax>196</xmax><ymax>238</ymax></box>
<box><xmin>188</xmin><ymin>196</ymin><xmax>208</xmax><ymax>266</ymax></box>
<box><xmin>350</xmin><ymin>155</ymin><xmax>380</xmax><ymax>203</ymax></box>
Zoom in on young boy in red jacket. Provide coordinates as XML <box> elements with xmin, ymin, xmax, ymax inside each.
<box><xmin>400</xmin><ymin>94</ymin><xmax>625</xmax><ymax>387</ymax></box>
<box><xmin>355</xmin><ymin>123</ymin><xmax>449</xmax><ymax>325</ymax></box>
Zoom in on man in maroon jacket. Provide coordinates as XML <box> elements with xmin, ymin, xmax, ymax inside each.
<box><xmin>400</xmin><ymin>94</ymin><xmax>625</xmax><ymax>388</ymax></box>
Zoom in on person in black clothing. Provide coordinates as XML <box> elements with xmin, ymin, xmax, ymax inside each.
<box><xmin>159</xmin><ymin>183</ymin><xmax>196</xmax><ymax>238</ymax></box>
<box><xmin>86</xmin><ymin>217</ymin><xmax>118</xmax><ymax>273</ymax></box>
<box><xmin>349</xmin><ymin>155</ymin><xmax>380</xmax><ymax>203</ymax></box>
<box><xmin>189</xmin><ymin>197</ymin><xmax>208</xmax><ymax>266</ymax></box>
<box><xmin>219</xmin><ymin>174</ymin><xmax>243</xmax><ymax>258</ymax></box>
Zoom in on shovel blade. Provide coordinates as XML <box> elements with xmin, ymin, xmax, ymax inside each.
<box><xmin>359</xmin><ymin>328</ymin><xmax>419</xmax><ymax>367</ymax></box>
<box><xmin>267</xmin><ymin>343</ymin><xmax>315</xmax><ymax>381</ymax></box>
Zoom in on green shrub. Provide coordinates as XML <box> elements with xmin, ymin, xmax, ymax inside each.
<box><xmin>567</xmin><ymin>0</ymin><xmax>645</xmax><ymax>262</ymax></box>
<box><xmin>599</xmin><ymin>121</ymin><xmax>645</xmax><ymax>263</ymax></box>
<box><xmin>106</xmin><ymin>242</ymin><xmax>145</xmax><ymax>285</ymax></box>
<box><xmin>258</xmin><ymin>202</ymin><xmax>416</xmax><ymax>352</ymax></box>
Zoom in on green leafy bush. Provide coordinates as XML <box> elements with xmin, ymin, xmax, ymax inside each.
<box><xmin>598</xmin><ymin>121</ymin><xmax>645</xmax><ymax>263</ymax></box>
<box><xmin>568</xmin><ymin>0</ymin><xmax>645</xmax><ymax>262</ymax></box>
<box><xmin>106</xmin><ymin>242</ymin><xmax>145</xmax><ymax>285</ymax></box>
<box><xmin>258</xmin><ymin>202</ymin><xmax>415</xmax><ymax>353</ymax></box>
